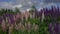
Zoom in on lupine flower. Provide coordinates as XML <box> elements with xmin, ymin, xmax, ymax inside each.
<box><xmin>54</xmin><ymin>22</ymin><xmax>59</xmax><ymax>34</ymax></box>
<box><xmin>18</xmin><ymin>22</ymin><xmax>25</xmax><ymax>31</ymax></box>
<box><xmin>49</xmin><ymin>23</ymin><xmax>53</xmax><ymax>34</ymax></box>
<box><xmin>14</xmin><ymin>24</ymin><xmax>19</xmax><ymax>30</ymax></box>
<box><xmin>0</xmin><ymin>16</ymin><xmax>2</xmax><ymax>25</ymax></box>
<box><xmin>13</xmin><ymin>16</ymin><xmax>16</xmax><ymax>21</ymax></box>
<box><xmin>1</xmin><ymin>19</ymin><xmax>6</xmax><ymax>31</ymax></box>
<box><xmin>15</xmin><ymin>12</ymin><xmax>20</xmax><ymax>19</ymax></box>
<box><xmin>9</xmin><ymin>24</ymin><xmax>13</xmax><ymax>34</ymax></box>
<box><xmin>8</xmin><ymin>14</ymin><xmax>15</xmax><ymax>26</ymax></box>
<box><xmin>25</xmin><ymin>22</ymin><xmax>31</xmax><ymax>32</ymax></box>
<box><xmin>44</xmin><ymin>8</ymin><xmax>49</xmax><ymax>16</ymax></box>
<box><xmin>27</xmin><ymin>22</ymin><xmax>31</xmax><ymax>31</ymax></box>
<box><xmin>3</xmin><ymin>14</ymin><xmax>6</xmax><ymax>21</ymax></box>
<box><xmin>41</xmin><ymin>10</ymin><xmax>44</xmax><ymax>22</ymax></box>
<box><xmin>13</xmin><ymin>22</ymin><xmax>16</xmax><ymax>30</ymax></box>
<box><xmin>8</xmin><ymin>18</ymin><xmax>12</xmax><ymax>26</ymax></box>
<box><xmin>58</xmin><ymin>24</ymin><xmax>60</xmax><ymax>34</ymax></box>
<box><xmin>32</xmin><ymin>23</ymin><xmax>38</xmax><ymax>31</ymax></box>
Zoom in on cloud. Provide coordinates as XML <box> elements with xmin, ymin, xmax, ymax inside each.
<box><xmin>0</xmin><ymin>2</ymin><xmax>13</xmax><ymax>8</ymax></box>
<box><xmin>38</xmin><ymin>3</ymin><xmax>56</xmax><ymax>11</ymax></box>
<box><xmin>13</xmin><ymin>4</ymin><xmax>23</xmax><ymax>8</ymax></box>
<box><xmin>14</xmin><ymin>0</ymin><xmax>41</xmax><ymax>7</ymax></box>
<box><xmin>43</xmin><ymin>0</ymin><xmax>60</xmax><ymax>3</ymax></box>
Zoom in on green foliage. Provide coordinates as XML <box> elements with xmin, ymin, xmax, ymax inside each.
<box><xmin>27</xmin><ymin>18</ymin><xmax>40</xmax><ymax>24</ymax></box>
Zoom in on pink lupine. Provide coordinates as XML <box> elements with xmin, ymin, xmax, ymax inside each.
<box><xmin>15</xmin><ymin>24</ymin><xmax>19</xmax><ymax>30</ymax></box>
<box><xmin>1</xmin><ymin>19</ymin><xmax>6</xmax><ymax>31</ymax></box>
<box><xmin>13</xmin><ymin>16</ymin><xmax>16</xmax><ymax>21</ymax></box>
<box><xmin>15</xmin><ymin>12</ymin><xmax>20</xmax><ymax>19</ymax></box>
<box><xmin>24</xmin><ymin>11</ymin><xmax>30</xmax><ymax>20</ymax></box>
<box><xmin>8</xmin><ymin>18</ymin><xmax>12</xmax><ymax>26</ymax></box>
<box><xmin>13</xmin><ymin>22</ymin><xmax>19</xmax><ymax>30</ymax></box>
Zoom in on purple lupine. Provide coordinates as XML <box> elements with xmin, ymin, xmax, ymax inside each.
<box><xmin>44</xmin><ymin>8</ymin><xmax>49</xmax><ymax>16</ymax></box>
<box><xmin>3</xmin><ymin>14</ymin><xmax>6</xmax><ymax>21</ymax></box>
<box><xmin>0</xmin><ymin>16</ymin><xmax>2</xmax><ymax>25</ymax></box>
<box><xmin>5</xmin><ymin>13</ymin><xmax>7</xmax><ymax>17</ymax></box>
<box><xmin>58</xmin><ymin>24</ymin><xmax>60</xmax><ymax>34</ymax></box>
<box><xmin>8</xmin><ymin>14</ymin><xmax>14</xmax><ymax>24</ymax></box>
<box><xmin>49</xmin><ymin>23</ymin><xmax>53</xmax><ymax>34</ymax></box>
<box><xmin>54</xmin><ymin>22</ymin><xmax>59</xmax><ymax>34</ymax></box>
<box><xmin>8</xmin><ymin>14</ymin><xmax>13</xmax><ymax>25</ymax></box>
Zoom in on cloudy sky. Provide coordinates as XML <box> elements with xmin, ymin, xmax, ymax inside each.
<box><xmin>0</xmin><ymin>0</ymin><xmax>60</xmax><ymax>11</ymax></box>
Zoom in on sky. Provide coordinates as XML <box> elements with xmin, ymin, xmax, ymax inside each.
<box><xmin>0</xmin><ymin>0</ymin><xmax>60</xmax><ymax>11</ymax></box>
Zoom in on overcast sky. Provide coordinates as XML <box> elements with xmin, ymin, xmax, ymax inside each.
<box><xmin>0</xmin><ymin>0</ymin><xmax>60</xmax><ymax>11</ymax></box>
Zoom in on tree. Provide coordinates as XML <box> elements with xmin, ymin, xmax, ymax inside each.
<box><xmin>15</xmin><ymin>7</ymin><xmax>21</xmax><ymax>15</ymax></box>
<box><xmin>29</xmin><ymin>5</ymin><xmax>37</xmax><ymax>14</ymax></box>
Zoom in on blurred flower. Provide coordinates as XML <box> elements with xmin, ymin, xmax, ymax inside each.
<box><xmin>1</xmin><ymin>19</ymin><xmax>6</xmax><ymax>31</ymax></box>
<box><xmin>27</xmin><ymin>22</ymin><xmax>31</xmax><ymax>31</ymax></box>
<box><xmin>0</xmin><ymin>16</ymin><xmax>2</xmax><ymax>25</ymax></box>
<box><xmin>58</xmin><ymin>24</ymin><xmax>60</xmax><ymax>34</ymax></box>
<box><xmin>8</xmin><ymin>15</ymin><xmax>15</xmax><ymax>26</ymax></box>
<box><xmin>13</xmin><ymin>16</ymin><xmax>16</xmax><ymax>21</ymax></box>
<box><xmin>9</xmin><ymin>24</ymin><xmax>13</xmax><ymax>34</ymax></box>
<box><xmin>49</xmin><ymin>23</ymin><xmax>53</xmax><ymax>34</ymax></box>
<box><xmin>25</xmin><ymin>22</ymin><xmax>31</xmax><ymax>31</ymax></box>
<box><xmin>18</xmin><ymin>22</ymin><xmax>25</xmax><ymax>31</ymax></box>
<box><xmin>54</xmin><ymin>22</ymin><xmax>59</xmax><ymax>34</ymax></box>
<box><xmin>15</xmin><ymin>12</ymin><xmax>20</xmax><ymax>19</ymax></box>
<box><xmin>15</xmin><ymin>24</ymin><xmax>19</xmax><ymax>30</ymax></box>
<box><xmin>3</xmin><ymin>14</ymin><xmax>6</xmax><ymax>21</ymax></box>
<box><xmin>32</xmin><ymin>23</ymin><xmax>38</xmax><ymax>31</ymax></box>
<box><xmin>8</xmin><ymin>18</ymin><xmax>12</xmax><ymax>26</ymax></box>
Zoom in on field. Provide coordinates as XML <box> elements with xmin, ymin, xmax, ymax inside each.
<box><xmin>0</xmin><ymin>6</ymin><xmax>60</xmax><ymax>34</ymax></box>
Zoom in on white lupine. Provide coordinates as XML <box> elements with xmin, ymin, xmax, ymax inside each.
<box><xmin>6</xmin><ymin>17</ymin><xmax>8</xmax><ymax>23</ymax></box>
<box><xmin>13</xmin><ymin>16</ymin><xmax>16</xmax><ymax>21</ymax></box>
<box><xmin>25</xmin><ymin>22</ymin><xmax>31</xmax><ymax>31</ymax></box>
<box><xmin>25</xmin><ymin>22</ymin><xmax>27</xmax><ymax>30</ymax></box>
<box><xmin>18</xmin><ymin>22</ymin><xmax>25</xmax><ymax>31</ymax></box>
<box><xmin>27</xmin><ymin>22</ymin><xmax>31</xmax><ymax>30</ymax></box>
<box><xmin>32</xmin><ymin>23</ymin><xmax>38</xmax><ymax>31</ymax></box>
<box><xmin>41</xmin><ymin>11</ymin><xmax>44</xmax><ymax>22</ymax></box>
<box><xmin>6</xmin><ymin>17</ymin><xmax>9</xmax><ymax>28</ymax></box>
